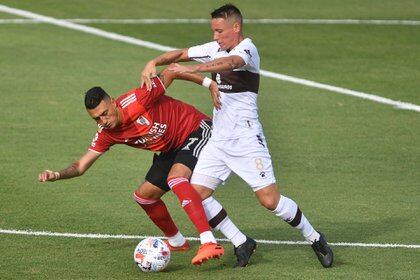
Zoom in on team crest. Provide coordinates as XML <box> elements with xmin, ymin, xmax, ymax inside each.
<box><xmin>136</xmin><ymin>116</ymin><xmax>150</xmax><ymax>126</ymax></box>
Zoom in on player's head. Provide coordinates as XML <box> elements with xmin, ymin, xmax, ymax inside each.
<box><xmin>210</xmin><ymin>4</ymin><xmax>243</xmax><ymax>51</ymax></box>
<box><xmin>85</xmin><ymin>87</ymin><xmax>121</xmax><ymax>129</ymax></box>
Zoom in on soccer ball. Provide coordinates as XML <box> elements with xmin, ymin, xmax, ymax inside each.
<box><xmin>133</xmin><ymin>237</ymin><xmax>171</xmax><ymax>272</ymax></box>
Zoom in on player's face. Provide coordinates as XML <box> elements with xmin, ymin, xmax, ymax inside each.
<box><xmin>87</xmin><ymin>98</ymin><xmax>121</xmax><ymax>129</ymax></box>
<box><xmin>211</xmin><ymin>17</ymin><xmax>241</xmax><ymax>51</ymax></box>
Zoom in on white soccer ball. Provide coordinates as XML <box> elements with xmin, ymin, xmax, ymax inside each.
<box><xmin>133</xmin><ymin>237</ymin><xmax>171</xmax><ymax>272</ymax></box>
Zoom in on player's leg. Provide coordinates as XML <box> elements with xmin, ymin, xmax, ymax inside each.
<box><xmin>168</xmin><ymin>164</ymin><xmax>225</xmax><ymax>265</ymax></box>
<box><xmin>255</xmin><ymin>184</ymin><xmax>333</xmax><ymax>267</ymax></box>
<box><xmin>228</xmin><ymin>133</ymin><xmax>333</xmax><ymax>267</ymax></box>
<box><xmin>134</xmin><ymin>181</ymin><xmax>189</xmax><ymax>251</ymax></box>
<box><xmin>191</xmin><ymin>139</ymin><xmax>256</xmax><ymax>267</ymax></box>
<box><xmin>167</xmin><ymin>163</ymin><xmax>214</xmax><ymax>242</ymax></box>
<box><xmin>168</xmin><ymin>120</ymin><xmax>223</xmax><ymax>265</ymax></box>
<box><xmin>137</xmin><ymin>153</ymin><xmax>191</xmax><ymax>251</ymax></box>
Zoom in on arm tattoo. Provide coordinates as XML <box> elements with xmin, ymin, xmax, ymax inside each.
<box><xmin>154</xmin><ymin>50</ymin><xmax>184</xmax><ymax>65</ymax></box>
<box><xmin>58</xmin><ymin>163</ymin><xmax>80</xmax><ymax>180</ymax></box>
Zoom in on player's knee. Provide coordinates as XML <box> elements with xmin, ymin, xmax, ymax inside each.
<box><xmin>255</xmin><ymin>184</ymin><xmax>280</xmax><ymax>210</ymax></box>
<box><xmin>167</xmin><ymin>163</ymin><xmax>192</xmax><ymax>180</ymax></box>
<box><xmin>258</xmin><ymin>196</ymin><xmax>278</xmax><ymax>210</ymax></box>
<box><xmin>135</xmin><ymin>181</ymin><xmax>165</xmax><ymax>200</ymax></box>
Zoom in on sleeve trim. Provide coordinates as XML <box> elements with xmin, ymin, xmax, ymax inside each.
<box><xmin>88</xmin><ymin>148</ymin><xmax>104</xmax><ymax>154</ymax></box>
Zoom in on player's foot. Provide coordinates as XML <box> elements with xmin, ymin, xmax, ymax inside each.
<box><xmin>311</xmin><ymin>232</ymin><xmax>333</xmax><ymax>268</ymax></box>
<box><xmin>191</xmin><ymin>242</ymin><xmax>224</xmax><ymax>265</ymax></box>
<box><xmin>164</xmin><ymin>239</ymin><xmax>190</xmax><ymax>252</ymax></box>
<box><xmin>233</xmin><ymin>236</ymin><xmax>257</xmax><ymax>267</ymax></box>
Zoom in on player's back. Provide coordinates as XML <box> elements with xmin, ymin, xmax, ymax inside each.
<box><xmin>89</xmin><ymin>77</ymin><xmax>209</xmax><ymax>153</ymax></box>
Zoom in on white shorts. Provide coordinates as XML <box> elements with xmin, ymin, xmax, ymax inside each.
<box><xmin>190</xmin><ymin>132</ymin><xmax>276</xmax><ymax>192</ymax></box>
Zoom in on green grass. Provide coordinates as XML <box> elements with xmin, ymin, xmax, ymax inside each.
<box><xmin>0</xmin><ymin>1</ymin><xmax>419</xmax><ymax>279</ymax></box>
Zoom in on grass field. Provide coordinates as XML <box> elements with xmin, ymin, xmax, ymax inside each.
<box><xmin>0</xmin><ymin>1</ymin><xmax>419</xmax><ymax>279</ymax></box>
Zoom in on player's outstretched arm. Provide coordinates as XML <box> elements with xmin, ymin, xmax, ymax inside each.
<box><xmin>159</xmin><ymin>65</ymin><xmax>221</xmax><ymax>109</ymax></box>
<box><xmin>141</xmin><ymin>49</ymin><xmax>190</xmax><ymax>90</ymax></box>
<box><xmin>38</xmin><ymin>150</ymin><xmax>101</xmax><ymax>182</ymax></box>
<box><xmin>168</xmin><ymin>56</ymin><xmax>246</xmax><ymax>74</ymax></box>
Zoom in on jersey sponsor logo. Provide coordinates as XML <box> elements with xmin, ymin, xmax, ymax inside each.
<box><xmin>120</xmin><ymin>93</ymin><xmax>137</xmax><ymax>108</ymax></box>
<box><xmin>218</xmin><ymin>84</ymin><xmax>233</xmax><ymax>90</ymax></box>
<box><xmin>215</xmin><ymin>73</ymin><xmax>233</xmax><ymax>90</ymax></box>
<box><xmin>136</xmin><ymin>115</ymin><xmax>150</xmax><ymax>126</ymax></box>
<box><xmin>133</xmin><ymin>122</ymin><xmax>167</xmax><ymax>147</ymax></box>
<box><xmin>215</xmin><ymin>73</ymin><xmax>221</xmax><ymax>84</ymax></box>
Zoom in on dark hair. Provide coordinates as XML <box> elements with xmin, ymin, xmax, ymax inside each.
<box><xmin>211</xmin><ymin>4</ymin><xmax>243</xmax><ymax>25</ymax></box>
<box><xmin>84</xmin><ymin>86</ymin><xmax>110</xmax><ymax>109</ymax></box>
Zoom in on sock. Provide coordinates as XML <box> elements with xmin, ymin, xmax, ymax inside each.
<box><xmin>200</xmin><ymin>230</ymin><xmax>217</xmax><ymax>244</ymax></box>
<box><xmin>272</xmin><ymin>195</ymin><xmax>320</xmax><ymax>243</ymax></box>
<box><xmin>133</xmin><ymin>191</ymin><xmax>179</xmax><ymax>237</ymax></box>
<box><xmin>168</xmin><ymin>177</ymin><xmax>212</xmax><ymax>237</ymax></box>
<box><xmin>202</xmin><ymin>196</ymin><xmax>247</xmax><ymax>247</ymax></box>
<box><xmin>167</xmin><ymin>231</ymin><xmax>187</xmax><ymax>247</ymax></box>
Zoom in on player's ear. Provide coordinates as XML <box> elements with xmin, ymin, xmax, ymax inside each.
<box><xmin>233</xmin><ymin>21</ymin><xmax>241</xmax><ymax>33</ymax></box>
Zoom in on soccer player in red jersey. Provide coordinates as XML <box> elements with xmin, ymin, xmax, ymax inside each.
<box><xmin>38</xmin><ymin>67</ymin><xmax>224</xmax><ymax>265</ymax></box>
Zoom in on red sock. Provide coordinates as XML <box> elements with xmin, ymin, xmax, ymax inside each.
<box><xmin>133</xmin><ymin>191</ymin><xmax>179</xmax><ymax>237</ymax></box>
<box><xmin>168</xmin><ymin>177</ymin><xmax>211</xmax><ymax>234</ymax></box>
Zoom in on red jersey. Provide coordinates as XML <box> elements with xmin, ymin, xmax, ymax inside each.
<box><xmin>88</xmin><ymin>77</ymin><xmax>209</xmax><ymax>154</ymax></box>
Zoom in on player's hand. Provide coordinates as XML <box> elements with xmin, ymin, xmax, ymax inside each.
<box><xmin>141</xmin><ymin>61</ymin><xmax>157</xmax><ymax>91</ymax></box>
<box><xmin>168</xmin><ymin>63</ymin><xmax>196</xmax><ymax>74</ymax></box>
<box><xmin>38</xmin><ymin>170</ymin><xmax>59</xmax><ymax>182</ymax></box>
<box><xmin>209</xmin><ymin>81</ymin><xmax>222</xmax><ymax>110</ymax></box>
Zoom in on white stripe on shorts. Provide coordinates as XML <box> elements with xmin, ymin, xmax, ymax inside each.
<box><xmin>193</xmin><ymin>120</ymin><xmax>212</xmax><ymax>157</ymax></box>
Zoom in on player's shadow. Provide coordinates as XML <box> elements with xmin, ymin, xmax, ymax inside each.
<box><xmin>238</xmin><ymin>216</ymin><xmax>410</xmax><ymax>269</ymax></box>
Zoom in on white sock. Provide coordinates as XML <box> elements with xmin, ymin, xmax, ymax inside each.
<box><xmin>167</xmin><ymin>231</ymin><xmax>186</xmax><ymax>247</ymax></box>
<box><xmin>200</xmin><ymin>230</ymin><xmax>217</xmax><ymax>244</ymax></box>
<box><xmin>217</xmin><ymin>217</ymin><xmax>247</xmax><ymax>247</ymax></box>
<box><xmin>202</xmin><ymin>196</ymin><xmax>247</xmax><ymax>247</ymax></box>
<box><xmin>272</xmin><ymin>195</ymin><xmax>320</xmax><ymax>243</ymax></box>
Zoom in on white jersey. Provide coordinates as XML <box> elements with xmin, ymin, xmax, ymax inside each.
<box><xmin>188</xmin><ymin>38</ymin><xmax>262</xmax><ymax>140</ymax></box>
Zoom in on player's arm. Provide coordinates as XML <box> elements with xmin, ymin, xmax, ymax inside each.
<box><xmin>168</xmin><ymin>55</ymin><xmax>246</xmax><ymax>74</ymax></box>
<box><xmin>38</xmin><ymin>150</ymin><xmax>101</xmax><ymax>182</ymax></box>
<box><xmin>159</xmin><ymin>65</ymin><xmax>221</xmax><ymax>109</ymax></box>
<box><xmin>141</xmin><ymin>49</ymin><xmax>190</xmax><ymax>90</ymax></box>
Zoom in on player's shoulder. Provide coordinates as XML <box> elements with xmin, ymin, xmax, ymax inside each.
<box><xmin>191</xmin><ymin>40</ymin><xmax>220</xmax><ymax>52</ymax></box>
<box><xmin>231</xmin><ymin>38</ymin><xmax>259</xmax><ymax>66</ymax></box>
<box><xmin>237</xmin><ymin>38</ymin><xmax>258</xmax><ymax>52</ymax></box>
<box><xmin>116</xmin><ymin>88</ymin><xmax>140</xmax><ymax>109</ymax></box>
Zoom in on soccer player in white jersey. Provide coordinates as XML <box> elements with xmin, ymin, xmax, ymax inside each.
<box><xmin>141</xmin><ymin>4</ymin><xmax>333</xmax><ymax>268</ymax></box>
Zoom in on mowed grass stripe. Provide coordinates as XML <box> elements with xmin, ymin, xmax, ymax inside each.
<box><xmin>1</xmin><ymin>3</ymin><xmax>419</xmax><ymax>112</ymax></box>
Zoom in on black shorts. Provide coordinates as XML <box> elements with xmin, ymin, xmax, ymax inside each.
<box><xmin>145</xmin><ymin>120</ymin><xmax>212</xmax><ymax>191</ymax></box>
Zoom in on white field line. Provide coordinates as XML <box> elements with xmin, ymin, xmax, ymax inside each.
<box><xmin>1</xmin><ymin>18</ymin><xmax>420</xmax><ymax>25</ymax></box>
<box><xmin>1</xmin><ymin>228</ymin><xmax>419</xmax><ymax>249</ymax></box>
<box><xmin>1</xmin><ymin>4</ymin><xmax>419</xmax><ymax>113</ymax></box>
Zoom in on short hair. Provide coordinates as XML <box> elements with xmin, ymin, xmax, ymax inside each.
<box><xmin>84</xmin><ymin>86</ymin><xmax>110</xmax><ymax>109</ymax></box>
<box><xmin>211</xmin><ymin>4</ymin><xmax>243</xmax><ymax>25</ymax></box>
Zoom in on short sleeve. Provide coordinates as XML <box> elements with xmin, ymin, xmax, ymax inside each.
<box><xmin>188</xmin><ymin>41</ymin><xmax>218</xmax><ymax>63</ymax></box>
<box><xmin>229</xmin><ymin>39</ymin><xmax>260</xmax><ymax>73</ymax></box>
<box><xmin>229</xmin><ymin>40</ymin><xmax>255</xmax><ymax>66</ymax></box>
<box><xmin>88</xmin><ymin>130</ymin><xmax>112</xmax><ymax>154</ymax></box>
